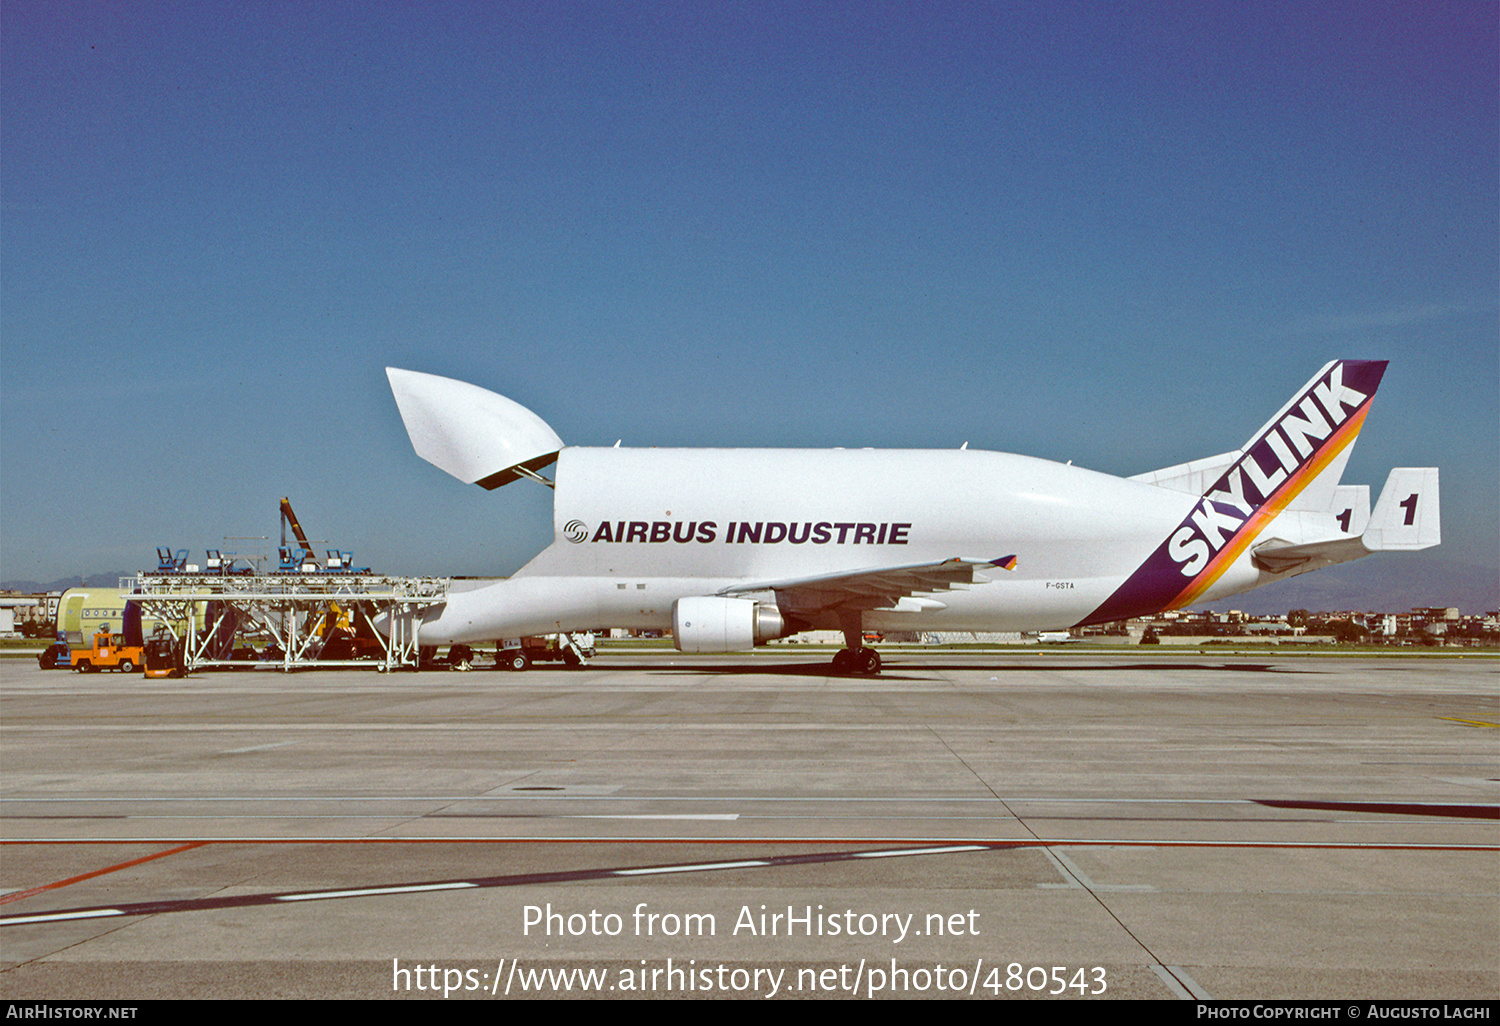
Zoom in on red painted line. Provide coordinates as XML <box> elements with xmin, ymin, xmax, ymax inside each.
<box><xmin>1256</xmin><ymin>799</ymin><xmax>1499</xmax><ymax>820</ymax></box>
<box><xmin>0</xmin><ymin>841</ymin><xmax>205</xmax><ymax>905</ymax></box>
<box><xmin>0</xmin><ymin>837</ymin><xmax>1493</xmax><ymax>851</ymax></box>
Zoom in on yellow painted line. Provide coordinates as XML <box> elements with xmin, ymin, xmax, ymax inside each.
<box><xmin>1438</xmin><ymin>717</ymin><xmax>1499</xmax><ymax>729</ymax></box>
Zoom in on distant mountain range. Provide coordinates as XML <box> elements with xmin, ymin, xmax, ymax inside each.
<box><xmin>2</xmin><ymin>571</ymin><xmax>137</xmax><ymax>593</ymax></box>
<box><xmin>4</xmin><ymin>553</ymin><xmax>1495</xmax><ymax>616</ymax></box>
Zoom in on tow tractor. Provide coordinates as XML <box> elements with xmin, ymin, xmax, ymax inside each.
<box><xmin>69</xmin><ymin>627</ymin><xmax>145</xmax><ymax>674</ymax></box>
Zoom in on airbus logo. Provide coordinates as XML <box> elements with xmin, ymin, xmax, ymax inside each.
<box><xmin>567</xmin><ymin>520</ymin><xmax>914</xmax><ymax>545</ymax></box>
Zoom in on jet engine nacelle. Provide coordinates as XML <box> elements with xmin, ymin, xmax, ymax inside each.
<box><xmin>672</xmin><ymin>597</ymin><xmax>786</xmax><ymax>653</ymax></box>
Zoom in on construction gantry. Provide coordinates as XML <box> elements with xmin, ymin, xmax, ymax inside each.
<box><xmin>122</xmin><ymin>573</ymin><xmax>449</xmax><ymax>672</ymax></box>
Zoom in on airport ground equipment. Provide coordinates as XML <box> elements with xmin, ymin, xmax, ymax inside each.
<box><xmin>123</xmin><ymin>572</ymin><xmax>449</xmax><ymax>672</ymax></box>
<box><xmin>203</xmin><ymin>549</ymin><xmax>257</xmax><ymax>575</ymax></box>
<box><xmin>69</xmin><ymin>628</ymin><xmax>145</xmax><ymax>674</ymax></box>
<box><xmin>37</xmin><ymin>639</ymin><xmax>70</xmax><ymax>669</ymax></box>
<box><xmin>159</xmin><ymin>547</ymin><xmax>256</xmax><ymax>575</ymax></box>
<box><xmin>157</xmin><ymin>548</ymin><xmax>193</xmax><ymax>573</ymax></box>
<box><xmin>324</xmin><ymin>550</ymin><xmax>371</xmax><ymax>573</ymax></box>
<box><xmin>142</xmin><ymin>627</ymin><xmax>186</xmax><ymax>679</ymax></box>
<box><xmin>499</xmin><ymin>632</ymin><xmax>595</xmax><ymax>670</ymax></box>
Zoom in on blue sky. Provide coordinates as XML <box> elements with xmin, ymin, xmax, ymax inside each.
<box><xmin>3</xmin><ymin>2</ymin><xmax>1495</xmax><ymax>601</ymax></box>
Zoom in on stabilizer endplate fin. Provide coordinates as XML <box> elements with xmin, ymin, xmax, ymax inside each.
<box><xmin>1363</xmin><ymin>468</ymin><xmax>1440</xmax><ymax>551</ymax></box>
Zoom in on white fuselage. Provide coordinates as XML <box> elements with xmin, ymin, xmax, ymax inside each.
<box><xmin>415</xmin><ymin>447</ymin><xmax>1268</xmax><ymax>644</ymax></box>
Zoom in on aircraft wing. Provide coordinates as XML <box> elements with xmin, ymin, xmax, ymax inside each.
<box><xmin>720</xmin><ymin>556</ymin><xmax>1016</xmax><ymax>616</ymax></box>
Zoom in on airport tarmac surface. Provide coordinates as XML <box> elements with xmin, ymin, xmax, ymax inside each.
<box><xmin>1</xmin><ymin>649</ymin><xmax>1495</xmax><ymax>1000</ymax></box>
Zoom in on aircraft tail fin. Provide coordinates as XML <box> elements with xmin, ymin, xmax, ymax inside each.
<box><xmin>1084</xmin><ymin>360</ymin><xmax>1388</xmax><ymax>622</ymax></box>
<box><xmin>386</xmin><ymin>368</ymin><xmax>564</xmax><ymax>489</ymax></box>
<box><xmin>1133</xmin><ymin>360</ymin><xmax>1385</xmax><ymax>506</ymax></box>
<box><xmin>1237</xmin><ymin>360</ymin><xmax>1386</xmax><ymax>512</ymax></box>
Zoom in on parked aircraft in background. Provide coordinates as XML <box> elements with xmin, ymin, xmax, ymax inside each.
<box><xmin>383</xmin><ymin>360</ymin><xmax>1438</xmax><ymax>674</ymax></box>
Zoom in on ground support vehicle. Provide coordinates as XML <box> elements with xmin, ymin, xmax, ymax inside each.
<box><xmin>70</xmin><ymin>629</ymin><xmax>145</xmax><ymax>674</ymax></box>
<box><xmin>37</xmin><ymin>639</ymin><xmax>71</xmax><ymax>669</ymax></box>
<box><xmin>499</xmin><ymin>632</ymin><xmax>594</xmax><ymax>671</ymax></box>
<box><xmin>143</xmin><ymin>628</ymin><xmax>186</xmax><ymax>679</ymax></box>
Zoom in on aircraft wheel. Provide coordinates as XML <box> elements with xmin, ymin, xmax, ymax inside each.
<box><xmin>830</xmin><ymin>649</ymin><xmax>851</xmax><ymax>673</ymax></box>
<box><xmin>858</xmin><ymin>648</ymin><xmax>881</xmax><ymax>675</ymax></box>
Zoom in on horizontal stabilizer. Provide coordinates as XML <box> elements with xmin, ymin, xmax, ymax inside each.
<box><xmin>1251</xmin><ymin>535</ymin><xmax>1366</xmax><ymax>574</ymax></box>
<box><xmin>1131</xmin><ymin>451</ymin><xmax>1241</xmax><ymax>494</ymax></box>
<box><xmin>386</xmin><ymin>368</ymin><xmax>564</xmax><ymax>489</ymax></box>
<box><xmin>1250</xmin><ymin>470</ymin><xmax>1438</xmax><ymax>573</ymax></box>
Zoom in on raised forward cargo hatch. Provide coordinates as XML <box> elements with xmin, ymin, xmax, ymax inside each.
<box><xmin>386</xmin><ymin>368</ymin><xmax>563</xmax><ymax>489</ymax></box>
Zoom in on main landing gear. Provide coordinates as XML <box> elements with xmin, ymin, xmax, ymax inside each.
<box><xmin>831</xmin><ymin>618</ymin><xmax>881</xmax><ymax>675</ymax></box>
<box><xmin>830</xmin><ymin>646</ymin><xmax>881</xmax><ymax>675</ymax></box>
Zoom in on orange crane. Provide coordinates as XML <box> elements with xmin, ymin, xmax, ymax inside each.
<box><xmin>278</xmin><ymin>497</ymin><xmax>320</xmax><ymax>572</ymax></box>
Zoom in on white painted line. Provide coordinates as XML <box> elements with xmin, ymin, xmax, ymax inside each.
<box><xmin>276</xmin><ymin>882</ymin><xmax>478</xmax><ymax>902</ymax></box>
<box><xmin>219</xmin><ymin>740</ymin><xmax>303</xmax><ymax>755</ymax></box>
<box><xmin>3</xmin><ymin>908</ymin><xmax>125</xmax><ymax>925</ymax></box>
<box><xmin>1151</xmin><ymin>965</ymin><xmax>1193</xmax><ymax>999</ymax></box>
<box><xmin>565</xmin><ymin>814</ymin><xmax>739</xmax><ymax>821</ymax></box>
<box><xmin>614</xmin><ymin>861</ymin><xmax>768</xmax><ymax>876</ymax></box>
<box><xmin>1040</xmin><ymin>849</ymin><xmax>1155</xmax><ymax>891</ymax></box>
<box><xmin>855</xmin><ymin>845</ymin><xmax>990</xmax><ymax>858</ymax></box>
<box><xmin>1158</xmin><ymin>964</ymin><xmax>1212</xmax><ymax>1000</ymax></box>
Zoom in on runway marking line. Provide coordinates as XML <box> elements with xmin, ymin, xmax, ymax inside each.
<box><xmin>2</xmin><ymin>836</ymin><xmax>1495</xmax><ymax>847</ymax></box>
<box><xmin>0</xmin><ymin>840</ymin><xmax>204</xmax><ymax>906</ymax></box>
<box><xmin>2</xmin><ymin>837</ymin><xmax>1494</xmax><ymax>929</ymax></box>
<box><xmin>277</xmin><ymin>882</ymin><xmax>479</xmax><ymax>901</ymax></box>
<box><xmin>0</xmin><ymin>842</ymin><xmax>1022</xmax><ymax>926</ymax></box>
<box><xmin>1254</xmin><ymin>799</ymin><xmax>1499</xmax><ymax>820</ymax></box>
<box><xmin>615</xmin><ymin>860</ymin><xmax>769</xmax><ymax>875</ymax></box>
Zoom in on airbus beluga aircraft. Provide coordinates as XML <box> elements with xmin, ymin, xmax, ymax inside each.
<box><xmin>384</xmin><ymin>360</ymin><xmax>1438</xmax><ymax>674</ymax></box>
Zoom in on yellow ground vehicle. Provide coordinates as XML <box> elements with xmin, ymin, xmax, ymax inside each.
<box><xmin>71</xmin><ymin>628</ymin><xmax>145</xmax><ymax>674</ymax></box>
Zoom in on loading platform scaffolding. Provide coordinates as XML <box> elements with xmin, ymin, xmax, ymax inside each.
<box><xmin>122</xmin><ymin>573</ymin><xmax>450</xmax><ymax>672</ymax></box>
